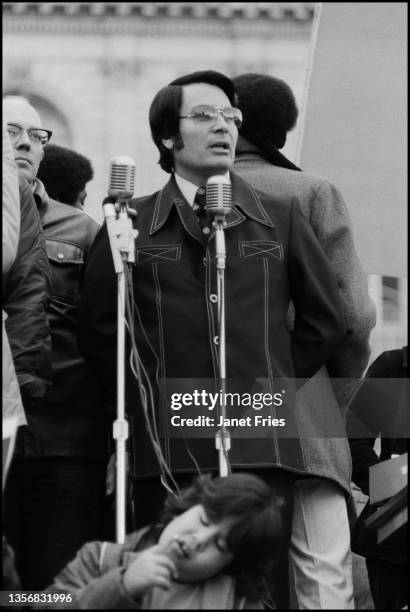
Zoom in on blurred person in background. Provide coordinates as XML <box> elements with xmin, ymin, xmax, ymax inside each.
<box><xmin>2</xmin><ymin>115</ymin><xmax>25</xmax><ymax>426</ymax></box>
<box><xmin>3</xmin><ymin>115</ymin><xmax>20</xmax><ymax>271</ymax></box>
<box><xmin>235</xmin><ymin>73</ymin><xmax>301</xmax><ymax>172</ymax></box>
<box><xmin>233</xmin><ymin>72</ymin><xmax>377</xmax><ymax>609</ymax></box>
<box><xmin>2</xmin><ymin>113</ymin><xmax>51</xmax><ymax>426</ymax></box>
<box><xmin>3</xmin><ymin>95</ymin><xmax>113</xmax><ymax>590</ymax></box>
<box><xmin>37</xmin><ymin>143</ymin><xmax>93</xmax><ymax>210</ymax></box>
<box><xmin>3</xmin><ymin>112</ymin><xmax>52</xmax><ymax>592</ymax></box>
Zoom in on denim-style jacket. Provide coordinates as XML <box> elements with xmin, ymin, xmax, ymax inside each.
<box><xmin>79</xmin><ymin>172</ymin><xmax>349</xmax><ymax>488</ymax></box>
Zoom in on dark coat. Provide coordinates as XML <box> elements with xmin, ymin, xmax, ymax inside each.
<box><xmin>79</xmin><ymin>172</ymin><xmax>346</xmax><ymax>480</ymax></box>
<box><xmin>16</xmin><ymin>180</ymin><xmax>111</xmax><ymax>460</ymax></box>
<box><xmin>3</xmin><ymin>177</ymin><xmax>52</xmax><ymax>413</ymax></box>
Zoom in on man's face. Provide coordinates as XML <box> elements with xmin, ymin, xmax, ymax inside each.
<box><xmin>3</xmin><ymin>98</ymin><xmax>45</xmax><ymax>183</ymax></box>
<box><xmin>167</xmin><ymin>83</ymin><xmax>238</xmax><ymax>185</ymax></box>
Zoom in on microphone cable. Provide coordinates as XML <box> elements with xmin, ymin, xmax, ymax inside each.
<box><xmin>126</xmin><ymin>270</ymin><xmax>207</xmax><ymax>486</ymax></box>
<box><xmin>123</xmin><ymin>262</ymin><xmax>181</xmax><ymax>497</ymax></box>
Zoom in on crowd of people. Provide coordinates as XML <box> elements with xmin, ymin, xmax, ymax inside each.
<box><xmin>2</xmin><ymin>70</ymin><xmax>407</xmax><ymax>610</ymax></box>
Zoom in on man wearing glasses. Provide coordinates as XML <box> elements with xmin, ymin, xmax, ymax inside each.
<box><xmin>79</xmin><ymin>71</ymin><xmax>347</xmax><ymax>608</ymax></box>
<box><xmin>3</xmin><ymin>96</ymin><xmax>111</xmax><ymax>591</ymax></box>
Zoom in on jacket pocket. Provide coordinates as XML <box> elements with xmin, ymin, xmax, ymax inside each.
<box><xmin>45</xmin><ymin>240</ymin><xmax>84</xmax><ymax>305</ymax></box>
<box><xmin>136</xmin><ymin>244</ymin><xmax>181</xmax><ymax>265</ymax></box>
<box><xmin>239</xmin><ymin>240</ymin><xmax>284</xmax><ymax>261</ymax></box>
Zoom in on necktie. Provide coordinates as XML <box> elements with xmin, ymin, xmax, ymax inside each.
<box><xmin>194</xmin><ymin>187</ymin><xmax>211</xmax><ymax>236</ymax></box>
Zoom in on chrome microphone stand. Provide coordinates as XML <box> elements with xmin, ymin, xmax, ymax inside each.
<box><xmin>104</xmin><ymin>197</ymin><xmax>138</xmax><ymax>543</ymax></box>
<box><xmin>212</xmin><ymin>208</ymin><xmax>231</xmax><ymax>477</ymax></box>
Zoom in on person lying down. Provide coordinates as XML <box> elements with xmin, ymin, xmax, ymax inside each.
<box><xmin>42</xmin><ymin>473</ymin><xmax>284</xmax><ymax>609</ymax></box>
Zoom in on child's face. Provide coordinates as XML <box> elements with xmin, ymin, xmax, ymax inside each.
<box><xmin>158</xmin><ymin>504</ymin><xmax>235</xmax><ymax>582</ymax></box>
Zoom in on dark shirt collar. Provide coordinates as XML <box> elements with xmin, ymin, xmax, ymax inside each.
<box><xmin>235</xmin><ymin>133</ymin><xmax>302</xmax><ymax>172</ymax></box>
<box><xmin>235</xmin><ymin>133</ymin><xmax>261</xmax><ymax>155</ymax></box>
<box><xmin>32</xmin><ymin>178</ymin><xmax>49</xmax><ymax>210</ymax></box>
<box><xmin>150</xmin><ymin>171</ymin><xmax>273</xmax><ymax>234</ymax></box>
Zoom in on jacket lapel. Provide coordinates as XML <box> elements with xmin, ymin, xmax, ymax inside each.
<box><xmin>229</xmin><ymin>171</ymin><xmax>274</xmax><ymax>228</ymax></box>
<box><xmin>149</xmin><ymin>172</ymin><xmax>274</xmax><ymax>239</ymax></box>
<box><xmin>149</xmin><ymin>176</ymin><xmax>204</xmax><ymax>243</ymax></box>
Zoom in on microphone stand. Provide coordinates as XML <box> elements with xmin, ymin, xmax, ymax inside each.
<box><xmin>212</xmin><ymin>211</ymin><xmax>231</xmax><ymax>477</ymax></box>
<box><xmin>103</xmin><ymin>198</ymin><xmax>137</xmax><ymax>543</ymax></box>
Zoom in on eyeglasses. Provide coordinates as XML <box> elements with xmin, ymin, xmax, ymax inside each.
<box><xmin>179</xmin><ymin>105</ymin><xmax>242</xmax><ymax>129</ymax></box>
<box><xmin>7</xmin><ymin>123</ymin><xmax>52</xmax><ymax>146</ymax></box>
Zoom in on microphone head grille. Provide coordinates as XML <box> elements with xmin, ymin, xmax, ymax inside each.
<box><xmin>108</xmin><ymin>156</ymin><xmax>136</xmax><ymax>198</ymax></box>
<box><xmin>205</xmin><ymin>175</ymin><xmax>232</xmax><ymax>215</ymax></box>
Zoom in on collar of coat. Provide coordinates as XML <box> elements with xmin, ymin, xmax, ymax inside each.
<box><xmin>32</xmin><ymin>178</ymin><xmax>50</xmax><ymax>211</ymax></box>
<box><xmin>149</xmin><ymin>171</ymin><xmax>274</xmax><ymax>235</ymax></box>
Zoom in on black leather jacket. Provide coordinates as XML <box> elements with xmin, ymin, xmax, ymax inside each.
<box><xmin>19</xmin><ymin>180</ymin><xmax>112</xmax><ymax>459</ymax></box>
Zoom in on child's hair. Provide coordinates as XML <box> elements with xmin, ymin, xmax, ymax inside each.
<box><xmin>159</xmin><ymin>472</ymin><xmax>285</xmax><ymax>601</ymax></box>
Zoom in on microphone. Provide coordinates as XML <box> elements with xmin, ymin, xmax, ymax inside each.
<box><xmin>205</xmin><ymin>176</ymin><xmax>231</xmax><ymax>271</ymax></box>
<box><xmin>205</xmin><ymin>175</ymin><xmax>232</xmax><ymax>220</ymax></box>
<box><xmin>104</xmin><ymin>156</ymin><xmax>137</xmax><ymax>272</ymax></box>
<box><xmin>108</xmin><ymin>155</ymin><xmax>136</xmax><ymax>201</ymax></box>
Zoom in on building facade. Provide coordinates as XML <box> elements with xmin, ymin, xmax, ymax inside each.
<box><xmin>3</xmin><ymin>2</ymin><xmax>315</xmax><ymax>218</ymax></box>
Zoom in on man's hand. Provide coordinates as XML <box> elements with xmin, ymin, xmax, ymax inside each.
<box><xmin>122</xmin><ymin>543</ymin><xmax>178</xmax><ymax>598</ymax></box>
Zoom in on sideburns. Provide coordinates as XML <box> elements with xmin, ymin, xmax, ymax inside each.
<box><xmin>174</xmin><ymin>133</ymin><xmax>184</xmax><ymax>151</ymax></box>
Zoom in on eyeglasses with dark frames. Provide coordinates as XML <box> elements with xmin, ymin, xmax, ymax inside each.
<box><xmin>7</xmin><ymin>123</ymin><xmax>52</xmax><ymax>146</ymax></box>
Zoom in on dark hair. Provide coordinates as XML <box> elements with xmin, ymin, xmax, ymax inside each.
<box><xmin>37</xmin><ymin>144</ymin><xmax>93</xmax><ymax>206</ymax></box>
<box><xmin>149</xmin><ymin>70</ymin><xmax>238</xmax><ymax>174</ymax></box>
<box><xmin>159</xmin><ymin>473</ymin><xmax>284</xmax><ymax>601</ymax></box>
<box><xmin>233</xmin><ymin>73</ymin><xmax>301</xmax><ymax>171</ymax></box>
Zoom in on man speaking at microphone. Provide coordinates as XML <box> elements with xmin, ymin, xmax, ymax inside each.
<box><xmin>79</xmin><ymin>71</ymin><xmax>347</xmax><ymax>608</ymax></box>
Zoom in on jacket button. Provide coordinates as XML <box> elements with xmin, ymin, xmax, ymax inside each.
<box><xmin>210</xmin><ymin>294</ymin><xmax>218</xmax><ymax>303</ymax></box>
<box><xmin>203</xmin><ymin>227</ymin><xmax>211</xmax><ymax>235</ymax></box>
<box><xmin>213</xmin><ymin>335</ymin><xmax>219</xmax><ymax>345</ymax></box>
<box><xmin>203</xmin><ymin>257</ymin><xmax>207</xmax><ymax>266</ymax></box>
<box><xmin>57</xmin><ymin>253</ymin><xmax>65</xmax><ymax>260</ymax></box>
